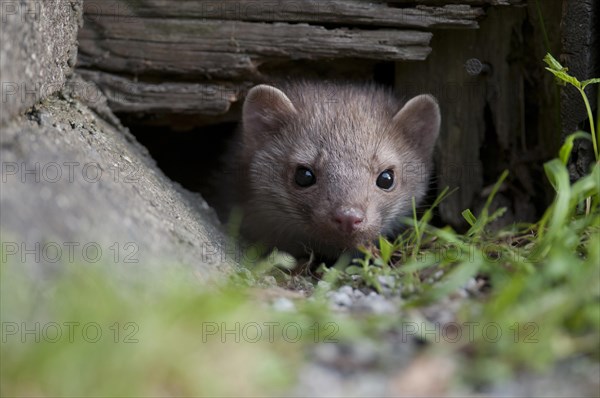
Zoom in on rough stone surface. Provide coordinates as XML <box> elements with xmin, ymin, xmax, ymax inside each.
<box><xmin>0</xmin><ymin>0</ymin><xmax>82</xmax><ymax>127</ymax></box>
<box><xmin>1</xmin><ymin>76</ymin><xmax>235</xmax><ymax>281</ymax></box>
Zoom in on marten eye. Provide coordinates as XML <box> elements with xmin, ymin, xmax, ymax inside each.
<box><xmin>376</xmin><ymin>169</ymin><xmax>394</xmax><ymax>190</ymax></box>
<box><xmin>295</xmin><ymin>166</ymin><xmax>316</xmax><ymax>187</ymax></box>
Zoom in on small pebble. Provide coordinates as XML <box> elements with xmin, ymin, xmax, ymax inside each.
<box><xmin>272</xmin><ymin>297</ymin><xmax>295</xmax><ymax>312</ymax></box>
<box><xmin>328</xmin><ymin>291</ymin><xmax>353</xmax><ymax>308</ymax></box>
<box><xmin>339</xmin><ymin>285</ymin><xmax>353</xmax><ymax>295</ymax></box>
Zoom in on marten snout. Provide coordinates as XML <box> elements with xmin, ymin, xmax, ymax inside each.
<box><xmin>332</xmin><ymin>208</ymin><xmax>365</xmax><ymax>234</ymax></box>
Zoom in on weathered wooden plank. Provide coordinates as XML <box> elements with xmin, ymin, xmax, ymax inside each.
<box><xmin>77</xmin><ymin>70</ymin><xmax>251</xmax><ymax>115</ymax></box>
<box><xmin>78</xmin><ymin>49</ymin><xmax>258</xmax><ymax>80</ymax></box>
<box><xmin>78</xmin><ymin>17</ymin><xmax>432</xmax><ymax>78</ymax></box>
<box><xmin>396</xmin><ymin>6</ymin><xmax>530</xmax><ymax>228</ymax></box>
<box><xmin>82</xmin><ymin>0</ymin><xmax>484</xmax><ymax>29</ymax></box>
<box><xmin>384</xmin><ymin>0</ymin><xmax>524</xmax><ymax>5</ymax></box>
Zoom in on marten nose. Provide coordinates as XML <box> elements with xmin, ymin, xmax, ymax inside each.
<box><xmin>333</xmin><ymin>208</ymin><xmax>365</xmax><ymax>234</ymax></box>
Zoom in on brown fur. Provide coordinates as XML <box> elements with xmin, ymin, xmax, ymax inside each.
<box><xmin>217</xmin><ymin>81</ymin><xmax>440</xmax><ymax>258</ymax></box>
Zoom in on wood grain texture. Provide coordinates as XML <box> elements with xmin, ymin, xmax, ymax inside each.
<box><xmin>79</xmin><ymin>17</ymin><xmax>432</xmax><ymax>79</ymax></box>
<box><xmin>77</xmin><ymin>70</ymin><xmax>251</xmax><ymax>115</ymax></box>
<box><xmin>76</xmin><ymin>1</ymin><xmax>523</xmax><ymax>118</ymax></box>
<box><xmin>78</xmin><ymin>6</ymin><xmax>433</xmax><ymax>116</ymax></box>
<box><xmin>396</xmin><ymin>6</ymin><xmax>531</xmax><ymax>227</ymax></box>
<box><xmin>82</xmin><ymin>0</ymin><xmax>485</xmax><ymax>29</ymax></box>
<box><xmin>383</xmin><ymin>0</ymin><xmax>524</xmax><ymax>5</ymax></box>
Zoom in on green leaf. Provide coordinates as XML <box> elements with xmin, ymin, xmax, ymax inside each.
<box><xmin>378</xmin><ymin>236</ymin><xmax>393</xmax><ymax>265</ymax></box>
<box><xmin>558</xmin><ymin>131</ymin><xmax>592</xmax><ymax>165</ymax></box>
<box><xmin>545</xmin><ymin>67</ymin><xmax>581</xmax><ymax>88</ymax></box>
<box><xmin>487</xmin><ymin>207</ymin><xmax>508</xmax><ymax>224</ymax></box>
<box><xmin>570</xmin><ymin>162</ymin><xmax>600</xmax><ymax>201</ymax></box>
<box><xmin>270</xmin><ymin>251</ymin><xmax>297</xmax><ymax>269</ymax></box>
<box><xmin>543</xmin><ymin>54</ymin><xmax>583</xmax><ymax>88</ymax></box>
<box><xmin>428</xmin><ymin>253</ymin><xmax>482</xmax><ymax>301</ymax></box>
<box><xmin>543</xmin><ymin>53</ymin><xmax>564</xmax><ymax>71</ymax></box>
<box><xmin>344</xmin><ymin>265</ymin><xmax>363</xmax><ymax>275</ymax></box>
<box><xmin>462</xmin><ymin>209</ymin><xmax>477</xmax><ymax>226</ymax></box>
<box><xmin>483</xmin><ymin>170</ymin><xmax>510</xmax><ymax>213</ymax></box>
<box><xmin>543</xmin><ymin>159</ymin><xmax>571</xmax><ymax>232</ymax></box>
<box><xmin>582</xmin><ymin>78</ymin><xmax>600</xmax><ymax>89</ymax></box>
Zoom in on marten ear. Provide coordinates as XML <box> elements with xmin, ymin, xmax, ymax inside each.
<box><xmin>392</xmin><ymin>94</ymin><xmax>440</xmax><ymax>157</ymax></box>
<box><xmin>242</xmin><ymin>85</ymin><xmax>297</xmax><ymax>148</ymax></box>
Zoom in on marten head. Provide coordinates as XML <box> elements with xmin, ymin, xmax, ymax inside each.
<box><xmin>238</xmin><ymin>82</ymin><xmax>440</xmax><ymax>258</ymax></box>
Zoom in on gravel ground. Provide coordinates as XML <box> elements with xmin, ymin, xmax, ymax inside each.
<box><xmin>264</xmin><ymin>280</ymin><xmax>600</xmax><ymax>397</ymax></box>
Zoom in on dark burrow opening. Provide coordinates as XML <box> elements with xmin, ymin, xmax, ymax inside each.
<box><xmin>126</xmin><ymin>121</ymin><xmax>238</xmax><ymax>202</ymax></box>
